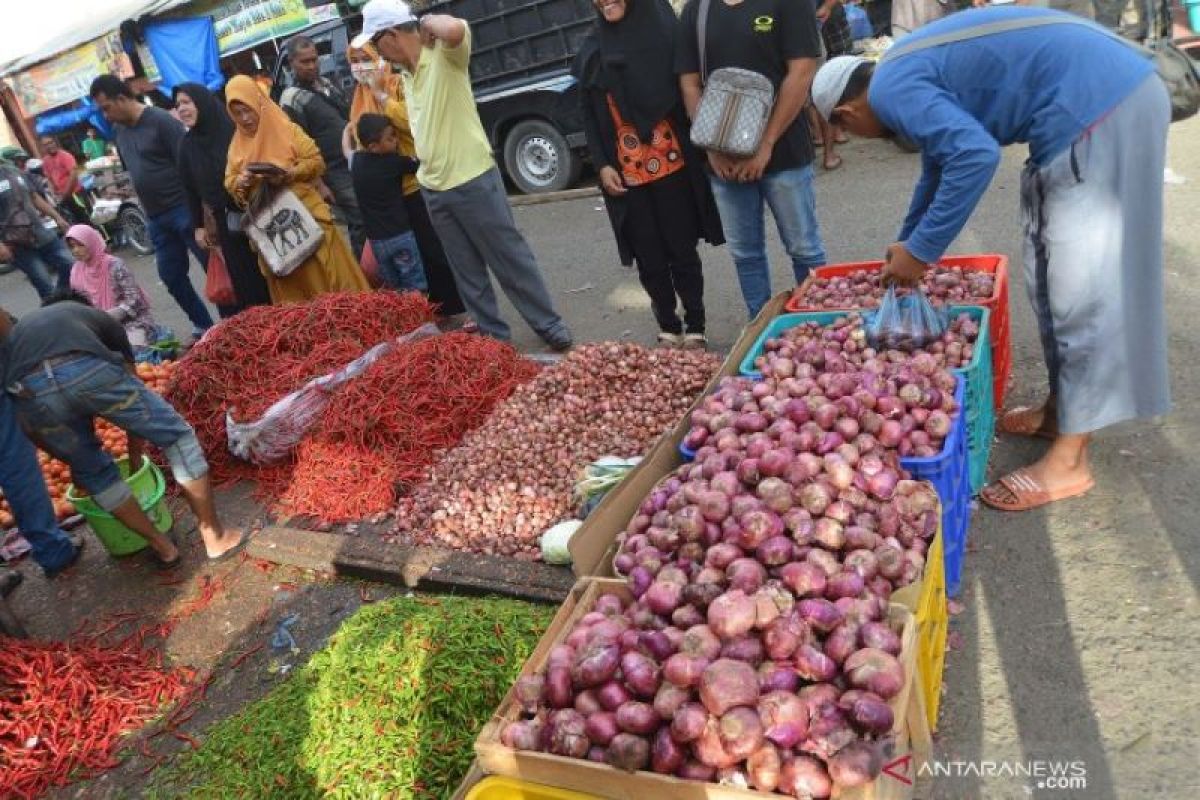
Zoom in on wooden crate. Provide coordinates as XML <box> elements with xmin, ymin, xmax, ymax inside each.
<box><xmin>475</xmin><ymin>578</ymin><xmax>931</xmax><ymax>800</ymax></box>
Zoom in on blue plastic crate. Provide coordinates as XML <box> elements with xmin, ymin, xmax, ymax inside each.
<box><xmin>900</xmin><ymin>375</ymin><xmax>970</xmax><ymax>597</ymax></box>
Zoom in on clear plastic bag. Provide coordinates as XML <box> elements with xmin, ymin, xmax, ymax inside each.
<box><xmin>866</xmin><ymin>286</ymin><xmax>948</xmax><ymax>352</ymax></box>
<box><xmin>225</xmin><ymin>322</ymin><xmax>441</xmax><ymax>464</ymax></box>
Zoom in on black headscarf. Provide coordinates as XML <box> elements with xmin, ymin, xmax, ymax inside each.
<box><xmin>173</xmin><ymin>83</ymin><xmax>235</xmax><ymax>208</ymax></box>
<box><xmin>572</xmin><ymin>0</ymin><xmax>681</xmax><ymax>141</ymax></box>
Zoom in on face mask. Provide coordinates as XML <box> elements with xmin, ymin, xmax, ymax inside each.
<box><xmin>351</xmin><ymin>61</ymin><xmax>384</xmax><ymax>84</ymax></box>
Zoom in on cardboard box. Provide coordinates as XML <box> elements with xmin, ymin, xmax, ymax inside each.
<box><xmin>569</xmin><ymin>292</ymin><xmax>795</xmax><ymax>578</ymax></box>
<box><xmin>476</xmin><ymin>577</ymin><xmax>932</xmax><ymax>800</ymax></box>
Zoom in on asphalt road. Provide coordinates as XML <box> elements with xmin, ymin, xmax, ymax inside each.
<box><xmin>3</xmin><ymin>118</ymin><xmax>1198</xmax><ymax>799</ymax></box>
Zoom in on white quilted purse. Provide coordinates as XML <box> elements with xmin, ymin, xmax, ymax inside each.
<box><xmin>689</xmin><ymin>0</ymin><xmax>775</xmax><ymax>157</ymax></box>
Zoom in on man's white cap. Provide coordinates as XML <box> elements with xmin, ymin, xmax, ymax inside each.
<box><xmin>812</xmin><ymin>55</ymin><xmax>869</xmax><ymax>122</ymax></box>
<box><xmin>351</xmin><ymin>0</ymin><xmax>418</xmax><ymax>49</ymax></box>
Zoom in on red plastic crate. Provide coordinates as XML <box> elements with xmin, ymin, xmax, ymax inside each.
<box><xmin>787</xmin><ymin>254</ymin><xmax>1011</xmax><ymax>407</ymax></box>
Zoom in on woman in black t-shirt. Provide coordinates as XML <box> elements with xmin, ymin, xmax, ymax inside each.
<box><xmin>572</xmin><ymin>0</ymin><xmax>724</xmax><ymax>349</ymax></box>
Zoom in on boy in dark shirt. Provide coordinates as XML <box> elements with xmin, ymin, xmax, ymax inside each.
<box><xmin>350</xmin><ymin>114</ymin><xmax>427</xmax><ymax>292</ymax></box>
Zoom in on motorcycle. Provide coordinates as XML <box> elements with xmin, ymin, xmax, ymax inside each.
<box><xmin>80</xmin><ymin>165</ymin><xmax>154</xmax><ymax>256</ymax></box>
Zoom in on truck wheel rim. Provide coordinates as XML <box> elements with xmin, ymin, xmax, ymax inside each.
<box><xmin>518</xmin><ymin>136</ymin><xmax>559</xmax><ymax>187</ymax></box>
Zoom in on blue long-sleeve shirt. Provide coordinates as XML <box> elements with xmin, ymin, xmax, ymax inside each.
<box><xmin>870</xmin><ymin>7</ymin><xmax>1153</xmax><ymax>264</ymax></box>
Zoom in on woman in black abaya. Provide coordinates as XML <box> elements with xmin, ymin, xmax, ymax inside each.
<box><xmin>572</xmin><ymin>0</ymin><xmax>724</xmax><ymax>349</ymax></box>
<box><xmin>174</xmin><ymin>82</ymin><xmax>272</xmax><ymax>313</ymax></box>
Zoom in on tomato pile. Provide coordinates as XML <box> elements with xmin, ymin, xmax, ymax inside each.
<box><xmin>0</xmin><ymin>361</ymin><xmax>178</xmax><ymax>531</ymax></box>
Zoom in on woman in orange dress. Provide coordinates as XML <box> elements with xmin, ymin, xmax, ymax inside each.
<box><xmin>223</xmin><ymin>75</ymin><xmax>368</xmax><ymax>303</ymax></box>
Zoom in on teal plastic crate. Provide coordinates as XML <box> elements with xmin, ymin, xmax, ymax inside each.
<box><xmin>954</xmin><ymin>308</ymin><xmax>996</xmax><ymax>495</ymax></box>
<box><xmin>738</xmin><ymin>308</ymin><xmax>994</xmax><ymax>494</ymax></box>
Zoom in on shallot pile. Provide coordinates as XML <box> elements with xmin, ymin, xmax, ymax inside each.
<box><xmin>390</xmin><ymin>343</ymin><xmax>721</xmax><ymax>558</ymax></box>
<box><xmin>501</xmin><ymin>588</ymin><xmax>908</xmax><ymax>795</ymax></box>
<box><xmin>794</xmin><ymin>266</ymin><xmax>995</xmax><ymax>310</ymax></box>
<box><xmin>694</xmin><ymin>353</ymin><xmax>958</xmax><ymax>462</ymax></box>
<box><xmin>754</xmin><ymin>311</ymin><xmax>980</xmax><ymax>374</ymax></box>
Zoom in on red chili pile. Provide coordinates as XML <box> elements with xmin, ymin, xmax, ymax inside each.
<box><xmin>391</xmin><ymin>343</ymin><xmax>722</xmax><ymax>558</ymax></box>
<box><xmin>0</xmin><ymin>632</ymin><xmax>194</xmax><ymax>799</ymax></box>
<box><xmin>165</xmin><ymin>291</ymin><xmax>437</xmax><ymax>487</ymax></box>
<box><xmin>268</xmin><ymin>333</ymin><xmax>540</xmax><ymax>522</ymax></box>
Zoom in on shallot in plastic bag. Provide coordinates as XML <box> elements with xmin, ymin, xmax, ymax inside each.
<box><xmin>865</xmin><ymin>286</ymin><xmax>947</xmax><ymax>352</ymax></box>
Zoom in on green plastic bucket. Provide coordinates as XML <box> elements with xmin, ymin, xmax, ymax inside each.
<box><xmin>67</xmin><ymin>457</ymin><xmax>173</xmax><ymax>556</ymax></box>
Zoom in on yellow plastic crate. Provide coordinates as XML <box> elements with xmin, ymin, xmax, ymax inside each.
<box><xmin>892</xmin><ymin>510</ymin><xmax>949</xmax><ymax>733</ymax></box>
<box><xmin>466</xmin><ymin>776</ymin><xmax>601</xmax><ymax>800</ymax></box>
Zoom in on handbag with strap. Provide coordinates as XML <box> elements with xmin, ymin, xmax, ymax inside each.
<box><xmin>244</xmin><ymin>184</ymin><xmax>325</xmax><ymax>278</ymax></box>
<box><xmin>689</xmin><ymin>0</ymin><xmax>776</xmax><ymax>157</ymax></box>
<box><xmin>881</xmin><ymin>12</ymin><xmax>1199</xmax><ymax>123</ymax></box>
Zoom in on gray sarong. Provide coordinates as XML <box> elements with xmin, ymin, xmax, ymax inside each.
<box><xmin>1020</xmin><ymin>74</ymin><xmax>1171</xmax><ymax>435</ymax></box>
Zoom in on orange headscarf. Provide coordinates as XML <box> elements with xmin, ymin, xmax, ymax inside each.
<box><xmin>347</xmin><ymin>42</ymin><xmax>402</xmax><ymax>127</ymax></box>
<box><xmin>225</xmin><ymin>74</ymin><xmax>297</xmax><ymax>171</ymax></box>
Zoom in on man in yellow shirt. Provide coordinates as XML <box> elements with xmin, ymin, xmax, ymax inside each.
<box><xmin>354</xmin><ymin>0</ymin><xmax>573</xmax><ymax>350</ymax></box>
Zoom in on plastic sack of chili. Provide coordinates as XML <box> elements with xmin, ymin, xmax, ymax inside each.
<box><xmin>866</xmin><ymin>285</ymin><xmax>947</xmax><ymax>352</ymax></box>
<box><xmin>225</xmin><ymin>322</ymin><xmax>441</xmax><ymax>464</ymax></box>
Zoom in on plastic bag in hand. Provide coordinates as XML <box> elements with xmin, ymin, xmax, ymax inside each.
<box><xmin>866</xmin><ymin>286</ymin><xmax>948</xmax><ymax>352</ymax></box>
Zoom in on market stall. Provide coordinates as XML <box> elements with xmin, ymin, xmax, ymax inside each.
<box><xmin>453</xmin><ymin>256</ymin><xmax>1008</xmax><ymax>799</ymax></box>
<box><xmin>0</xmin><ymin>260</ymin><xmax>1006</xmax><ymax>796</ymax></box>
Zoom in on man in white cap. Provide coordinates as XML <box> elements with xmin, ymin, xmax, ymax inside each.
<box><xmin>352</xmin><ymin>0</ymin><xmax>574</xmax><ymax>351</ymax></box>
<box><xmin>810</xmin><ymin>6</ymin><xmax>1171</xmax><ymax>514</ymax></box>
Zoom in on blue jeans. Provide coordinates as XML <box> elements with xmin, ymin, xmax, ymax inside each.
<box><xmin>709</xmin><ymin>164</ymin><xmax>827</xmax><ymax>318</ymax></box>
<box><xmin>371</xmin><ymin>231</ymin><xmax>427</xmax><ymax>292</ymax></box>
<box><xmin>0</xmin><ymin>394</ymin><xmax>76</xmax><ymax>572</ymax></box>
<box><xmin>11</xmin><ymin>356</ymin><xmax>207</xmax><ymax>512</ymax></box>
<box><xmin>11</xmin><ymin>236</ymin><xmax>73</xmax><ymax>298</ymax></box>
<box><xmin>147</xmin><ymin>203</ymin><xmax>214</xmax><ymax>332</ymax></box>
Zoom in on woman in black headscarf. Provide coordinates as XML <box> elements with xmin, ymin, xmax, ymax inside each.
<box><xmin>572</xmin><ymin>0</ymin><xmax>724</xmax><ymax>349</ymax></box>
<box><xmin>173</xmin><ymin>82</ymin><xmax>271</xmax><ymax>313</ymax></box>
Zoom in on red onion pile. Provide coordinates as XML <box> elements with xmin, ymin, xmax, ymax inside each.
<box><xmin>691</xmin><ymin>360</ymin><xmax>957</xmax><ymax>461</ymax></box>
<box><xmin>795</xmin><ymin>266</ymin><xmax>995</xmax><ymax>310</ymax></box>
<box><xmin>755</xmin><ymin>311</ymin><xmax>980</xmax><ymax>374</ymax></box>
<box><xmin>501</xmin><ymin>588</ymin><xmax>907</xmax><ymax>795</ymax></box>
<box><xmin>389</xmin><ymin>343</ymin><xmax>721</xmax><ymax>558</ymax></box>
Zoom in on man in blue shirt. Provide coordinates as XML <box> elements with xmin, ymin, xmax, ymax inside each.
<box><xmin>811</xmin><ymin>7</ymin><xmax>1171</xmax><ymax>512</ymax></box>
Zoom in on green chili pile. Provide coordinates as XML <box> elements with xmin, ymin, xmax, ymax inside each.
<box><xmin>150</xmin><ymin>594</ymin><xmax>554</xmax><ymax>799</ymax></box>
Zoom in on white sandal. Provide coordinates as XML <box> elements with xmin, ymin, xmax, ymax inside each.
<box><xmin>657</xmin><ymin>332</ymin><xmax>683</xmax><ymax>348</ymax></box>
<box><xmin>681</xmin><ymin>333</ymin><xmax>708</xmax><ymax>350</ymax></box>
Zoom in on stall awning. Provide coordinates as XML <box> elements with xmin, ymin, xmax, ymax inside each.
<box><xmin>0</xmin><ymin>0</ymin><xmax>192</xmax><ymax>76</ymax></box>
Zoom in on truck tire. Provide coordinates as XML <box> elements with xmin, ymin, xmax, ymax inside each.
<box><xmin>503</xmin><ymin>120</ymin><xmax>581</xmax><ymax>194</ymax></box>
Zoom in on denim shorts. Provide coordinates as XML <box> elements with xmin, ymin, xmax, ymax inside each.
<box><xmin>371</xmin><ymin>230</ymin><xmax>428</xmax><ymax>293</ymax></box>
<box><xmin>9</xmin><ymin>355</ymin><xmax>208</xmax><ymax>511</ymax></box>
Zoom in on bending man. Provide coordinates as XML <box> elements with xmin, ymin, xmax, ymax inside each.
<box><xmin>810</xmin><ymin>7</ymin><xmax>1170</xmax><ymax>511</ymax></box>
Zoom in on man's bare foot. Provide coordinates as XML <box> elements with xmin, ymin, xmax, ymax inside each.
<box><xmin>151</xmin><ymin>538</ymin><xmax>180</xmax><ymax>563</ymax></box>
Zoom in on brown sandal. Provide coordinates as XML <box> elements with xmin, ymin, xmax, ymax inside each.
<box><xmin>980</xmin><ymin>468</ymin><xmax>1094</xmax><ymax>512</ymax></box>
<box><xmin>997</xmin><ymin>406</ymin><xmax>1057</xmax><ymax>440</ymax></box>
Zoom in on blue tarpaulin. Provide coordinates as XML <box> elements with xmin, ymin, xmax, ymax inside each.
<box><xmin>143</xmin><ymin>16</ymin><xmax>223</xmax><ymax>94</ymax></box>
<box><xmin>35</xmin><ymin>98</ymin><xmax>111</xmax><ymax>138</ymax></box>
